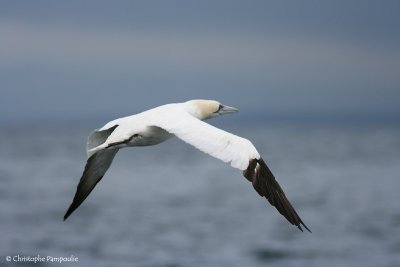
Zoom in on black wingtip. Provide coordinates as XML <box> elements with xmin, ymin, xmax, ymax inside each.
<box><xmin>302</xmin><ymin>222</ymin><xmax>312</xmax><ymax>233</ymax></box>
<box><xmin>247</xmin><ymin>158</ymin><xmax>312</xmax><ymax>234</ymax></box>
<box><xmin>63</xmin><ymin>204</ymin><xmax>74</xmax><ymax>221</ymax></box>
<box><xmin>297</xmin><ymin>221</ymin><xmax>312</xmax><ymax>233</ymax></box>
<box><xmin>63</xmin><ymin>149</ymin><xmax>116</xmax><ymax>222</ymax></box>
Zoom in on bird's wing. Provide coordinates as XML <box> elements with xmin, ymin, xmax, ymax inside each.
<box><xmin>243</xmin><ymin>158</ymin><xmax>311</xmax><ymax>232</ymax></box>
<box><xmin>148</xmin><ymin>111</ymin><xmax>260</xmax><ymax>170</ymax></box>
<box><xmin>149</xmin><ymin>110</ymin><xmax>310</xmax><ymax>232</ymax></box>
<box><xmin>64</xmin><ymin>148</ymin><xmax>118</xmax><ymax>220</ymax></box>
<box><xmin>87</xmin><ymin>125</ymin><xmax>119</xmax><ymax>157</ymax></box>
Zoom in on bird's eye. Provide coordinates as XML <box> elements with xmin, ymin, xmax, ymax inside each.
<box><xmin>214</xmin><ymin>104</ymin><xmax>224</xmax><ymax>113</ymax></box>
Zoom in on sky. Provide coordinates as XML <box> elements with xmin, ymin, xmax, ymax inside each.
<box><xmin>1</xmin><ymin>1</ymin><xmax>400</xmax><ymax>124</ymax></box>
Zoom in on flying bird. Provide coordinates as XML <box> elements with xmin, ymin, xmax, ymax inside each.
<box><xmin>64</xmin><ymin>100</ymin><xmax>310</xmax><ymax>232</ymax></box>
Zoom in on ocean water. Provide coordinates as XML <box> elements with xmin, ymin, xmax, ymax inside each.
<box><xmin>1</xmin><ymin>122</ymin><xmax>399</xmax><ymax>267</ymax></box>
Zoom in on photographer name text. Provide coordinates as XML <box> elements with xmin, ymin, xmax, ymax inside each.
<box><xmin>5</xmin><ymin>254</ymin><xmax>78</xmax><ymax>264</ymax></box>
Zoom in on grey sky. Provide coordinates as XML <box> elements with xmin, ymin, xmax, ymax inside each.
<box><xmin>1</xmin><ymin>1</ymin><xmax>400</xmax><ymax>123</ymax></box>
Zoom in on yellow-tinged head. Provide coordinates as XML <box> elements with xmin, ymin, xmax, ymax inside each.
<box><xmin>185</xmin><ymin>99</ymin><xmax>239</xmax><ymax>120</ymax></box>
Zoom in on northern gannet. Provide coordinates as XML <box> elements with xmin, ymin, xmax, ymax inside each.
<box><xmin>64</xmin><ymin>100</ymin><xmax>310</xmax><ymax>232</ymax></box>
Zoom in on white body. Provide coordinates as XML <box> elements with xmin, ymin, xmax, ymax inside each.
<box><xmin>89</xmin><ymin>102</ymin><xmax>259</xmax><ymax>170</ymax></box>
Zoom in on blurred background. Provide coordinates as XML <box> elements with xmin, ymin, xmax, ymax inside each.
<box><xmin>1</xmin><ymin>1</ymin><xmax>399</xmax><ymax>266</ymax></box>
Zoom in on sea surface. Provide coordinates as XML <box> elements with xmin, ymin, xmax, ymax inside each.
<box><xmin>1</xmin><ymin>121</ymin><xmax>399</xmax><ymax>267</ymax></box>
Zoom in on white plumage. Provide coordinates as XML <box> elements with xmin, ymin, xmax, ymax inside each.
<box><xmin>64</xmin><ymin>99</ymin><xmax>310</xmax><ymax>232</ymax></box>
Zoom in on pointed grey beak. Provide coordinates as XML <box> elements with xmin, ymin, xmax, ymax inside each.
<box><xmin>219</xmin><ymin>105</ymin><xmax>239</xmax><ymax>115</ymax></box>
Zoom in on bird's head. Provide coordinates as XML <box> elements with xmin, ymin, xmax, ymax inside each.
<box><xmin>185</xmin><ymin>99</ymin><xmax>239</xmax><ymax>120</ymax></box>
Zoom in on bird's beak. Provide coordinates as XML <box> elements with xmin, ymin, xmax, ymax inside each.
<box><xmin>219</xmin><ymin>105</ymin><xmax>239</xmax><ymax>115</ymax></box>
